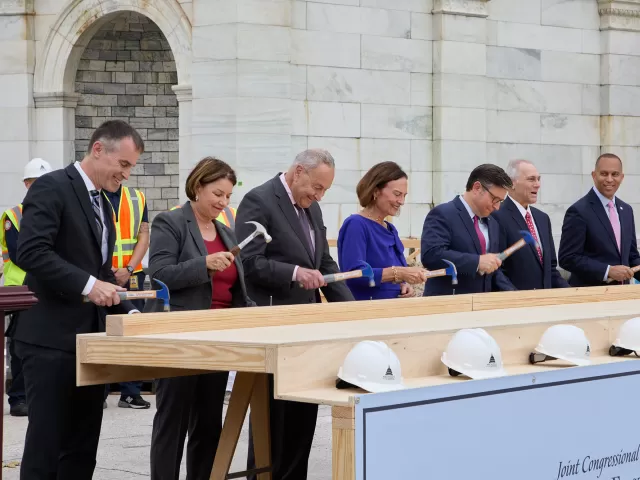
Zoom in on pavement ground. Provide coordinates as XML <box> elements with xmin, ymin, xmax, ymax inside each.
<box><xmin>2</xmin><ymin>395</ymin><xmax>333</xmax><ymax>479</ymax></box>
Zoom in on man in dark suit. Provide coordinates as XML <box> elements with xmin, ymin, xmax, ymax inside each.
<box><xmin>236</xmin><ymin>149</ymin><xmax>354</xmax><ymax>480</ymax></box>
<box><xmin>14</xmin><ymin>120</ymin><xmax>143</xmax><ymax>479</ymax></box>
<box><xmin>492</xmin><ymin>159</ymin><xmax>569</xmax><ymax>290</ymax></box>
<box><xmin>559</xmin><ymin>153</ymin><xmax>640</xmax><ymax>286</ymax></box>
<box><xmin>421</xmin><ymin>164</ymin><xmax>516</xmax><ymax>295</ymax></box>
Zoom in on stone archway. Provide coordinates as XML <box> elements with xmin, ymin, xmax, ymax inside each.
<box><xmin>34</xmin><ymin>0</ymin><xmax>191</xmax><ymax>95</ymax></box>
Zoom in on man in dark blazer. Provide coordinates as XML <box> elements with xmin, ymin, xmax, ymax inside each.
<box><xmin>14</xmin><ymin>120</ymin><xmax>143</xmax><ymax>480</ymax></box>
<box><xmin>492</xmin><ymin>159</ymin><xmax>569</xmax><ymax>290</ymax></box>
<box><xmin>559</xmin><ymin>153</ymin><xmax>640</xmax><ymax>286</ymax></box>
<box><xmin>421</xmin><ymin>164</ymin><xmax>516</xmax><ymax>296</ymax></box>
<box><xmin>236</xmin><ymin>149</ymin><xmax>354</xmax><ymax>480</ymax></box>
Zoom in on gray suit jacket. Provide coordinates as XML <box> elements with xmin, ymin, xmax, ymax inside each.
<box><xmin>146</xmin><ymin>202</ymin><xmax>254</xmax><ymax>312</ymax></box>
<box><xmin>236</xmin><ymin>174</ymin><xmax>354</xmax><ymax>306</ymax></box>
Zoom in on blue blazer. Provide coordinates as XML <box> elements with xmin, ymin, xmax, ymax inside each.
<box><xmin>491</xmin><ymin>196</ymin><xmax>569</xmax><ymax>290</ymax></box>
<box><xmin>421</xmin><ymin>196</ymin><xmax>515</xmax><ymax>296</ymax></box>
<box><xmin>558</xmin><ymin>188</ymin><xmax>640</xmax><ymax>286</ymax></box>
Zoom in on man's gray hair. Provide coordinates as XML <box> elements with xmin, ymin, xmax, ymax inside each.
<box><xmin>293</xmin><ymin>149</ymin><xmax>335</xmax><ymax>170</ymax></box>
<box><xmin>506</xmin><ymin>159</ymin><xmax>534</xmax><ymax>182</ymax></box>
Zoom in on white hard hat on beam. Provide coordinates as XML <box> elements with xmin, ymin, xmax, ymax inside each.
<box><xmin>441</xmin><ymin>328</ymin><xmax>507</xmax><ymax>380</ymax></box>
<box><xmin>337</xmin><ymin>340</ymin><xmax>406</xmax><ymax>393</ymax></box>
<box><xmin>533</xmin><ymin>324</ymin><xmax>591</xmax><ymax>366</ymax></box>
<box><xmin>24</xmin><ymin>158</ymin><xmax>52</xmax><ymax>180</ymax></box>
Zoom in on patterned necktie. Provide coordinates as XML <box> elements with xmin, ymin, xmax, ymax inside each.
<box><xmin>524</xmin><ymin>211</ymin><xmax>543</xmax><ymax>263</ymax></box>
<box><xmin>294</xmin><ymin>204</ymin><xmax>314</xmax><ymax>254</ymax></box>
<box><xmin>608</xmin><ymin>200</ymin><xmax>621</xmax><ymax>252</ymax></box>
<box><xmin>90</xmin><ymin>190</ymin><xmax>104</xmax><ymax>240</ymax></box>
<box><xmin>473</xmin><ymin>215</ymin><xmax>487</xmax><ymax>254</ymax></box>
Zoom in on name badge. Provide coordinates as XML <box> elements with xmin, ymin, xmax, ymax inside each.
<box><xmin>129</xmin><ymin>275</ymin><xmax>139</xmax><ymax>290</ymax></box>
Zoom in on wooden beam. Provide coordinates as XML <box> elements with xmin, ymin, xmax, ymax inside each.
<box><xmin>76</xmin><ymin>363</ymin><xmax>203</xmax><ymax>387</ymax></box>
<box><xmin>332</xmin><ymin>406</ymin><xmax>355</xmax><ymax>480</ymax></box>
<box><xmin>106</xmin><ymin>295</ymin><xmax>472</xmax><ymax>336</ymax></box>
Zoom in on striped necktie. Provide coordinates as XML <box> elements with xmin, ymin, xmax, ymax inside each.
<box><xmin>90</xmin><ymin>190</ymin><xmax>104</xmax><ymax>240</ymax></box>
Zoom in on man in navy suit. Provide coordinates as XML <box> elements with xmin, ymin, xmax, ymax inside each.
<box><xmin>559</xmin><ymin>153</ymin><xmax>640</xmax><ymax>286</ymax></box>
<box><xmin>421</xmin><ymin>164</ymin><xmax>516</xmax><ymax>295</ymax></box>
<box><xmin>492</xmin><ymin>159</ymin><xmax>569</xmax><ymax>290</ymax></box>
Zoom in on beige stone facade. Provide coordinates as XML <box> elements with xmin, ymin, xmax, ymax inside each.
<box><xmin>0</xmin><ymin>0</ymin><xmax>639</xmax><ymax>240</ymax></box>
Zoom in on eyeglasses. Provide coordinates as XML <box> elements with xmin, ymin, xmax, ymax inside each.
<box><xmin>480</xmin><ymin>183</ymin><xmax>505</xmax><ymax>206</ymax></box>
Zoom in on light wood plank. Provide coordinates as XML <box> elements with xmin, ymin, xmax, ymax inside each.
<box><xmin>76</xmin><ymin>364</ymin><xmax>202</xmax><ymax>387</ymax></box>
<box><xmin>211</xmin><ymin>372</ymin><xmax>255</xmax><ymax>480</ymax></box>
<box><xmin>332</xmin><ymin>406</ymin><xmax>355</xmax><ymax>480</ymax></box>
<box><xmin>106</xmin><ymin>295</ymin><xmax>472</xmax><ymax>337</ymax></box>
<box><xmin>250</xmin><ymin>374</ymin><xmax>272</xmax><ymax>480</ymax></box>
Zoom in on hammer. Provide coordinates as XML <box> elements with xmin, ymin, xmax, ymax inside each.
<box><xmin>230</xmin><ymin>221</ymin><xmax>272</xmax><ymax>257</ymax></box>
<box><xmin>497</xmin><ymin>230</ymin><xmax>538</xmax><ymax>261</ymax></box>
<box><xmin>83</xmin><ymin>279</ymin><xmax>171</xmax><ymax>312</ymax></box>
<box><xmin>322</xmin><ymin>262</ymin><xmax>375</xmax><ymax>287</ymax></box>
<box><xmin>423</xmin><ymin>259</ymin><xmax>458</xmax><ymax>285</ymax></box>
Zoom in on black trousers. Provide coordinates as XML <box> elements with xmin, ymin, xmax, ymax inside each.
<box><xmin>247</xmin><ymin>375</ymin><xmax>318</xmax><ymax>480</ymax></box>
<box><xmin>150</xmin><ymin>372</ymin><xmax>228</xmax><ymax>480</ymax></box>
<box><xmin>6</xmin><ymin>313</ymin><xmax>26</xmax><ymax>407</ymax></box>
<box><xmin>15</xmin><ymin>340</ymin><xmax>104</xmax><ymax>480</ymax></box>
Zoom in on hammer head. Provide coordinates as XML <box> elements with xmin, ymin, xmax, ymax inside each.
<box><xmin>519</xmin><ymin>230</ymin><xmax>539</xmax><ymax>250</ymax></box>
<box><xmin>152</xmin><ymin>279</ymin><xmax>170</xmax><ymax>312</ymax></box>
<box><xmin>443</xmin><ymin>259</ymin><xmax>458</xmax><ymax>285</ymax></box>
<box><xmin>246</xmin><ymin>220</ymin><xmax>272</xmax><ymax>244</ymax></box>
<box><xmin>361</xmin><ymin>262</ymin><xmax>375</xmax><ymax>287</ymax></box>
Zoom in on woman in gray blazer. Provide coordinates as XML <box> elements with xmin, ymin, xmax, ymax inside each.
<box><xmin>147</xmin><ymin>157</ymin><xmax>254</xmax><ymax>480</ymax></box>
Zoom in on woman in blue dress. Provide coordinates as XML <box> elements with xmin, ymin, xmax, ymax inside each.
<box><xmin>337</xmin><ymin>161</ymin><xmax>426</xmax><ymax>300</ymax></box>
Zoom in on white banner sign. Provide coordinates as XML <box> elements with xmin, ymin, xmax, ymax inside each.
<box><xmin>355</xmin><ymin>360</ymin><xmax>640</xmax><ymax>480</ymax></box>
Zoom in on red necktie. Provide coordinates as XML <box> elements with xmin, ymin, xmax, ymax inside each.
<box><xmin>524</xmin><ymin>211</ymin><xmax>543</xmax><ymax>263</ymax></box>
<box><xmin>473</xmin><ymin>215</ymin><xmax>486</xmax><ymax>254</ymax></box>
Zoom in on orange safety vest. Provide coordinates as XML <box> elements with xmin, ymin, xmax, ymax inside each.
<box><xmin>169</xmin><ymin>204</ymin><xmax>236</xmax><ymax>230</ymax></box>
<box><xmin>105</xmin><ymin>187</ymin><xmax>146</xmax><ymax>273</ymax></box>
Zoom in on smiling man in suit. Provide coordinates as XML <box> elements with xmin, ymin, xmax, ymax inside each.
<box><xmin>421</xmin><ymin>164</ymin><xmax>516</xmax><ymax>295</ymax></box>
<box><xmin>236</xmin><ymin>149</ymin><xmax>354</xmax><ymax>480</ymax></box>
<box><xmin>492</xmin><ymin>159</ymin><xmax>569</xmax><ymax>290</ymax></box>
<box><xmin>559</xmin><ymin>153</ymin><xmax>640</xmax><ymax>286</ymax></box>
<box><xmin>14</xmin><ymin>120</ymin><xmax>142</xmax><ymax>479</ymax></box>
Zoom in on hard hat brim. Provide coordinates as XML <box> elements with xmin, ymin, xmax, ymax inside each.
<box><xmin>534</xmin><ymin>347</ymin><xmax>591</xmax><ymax>366</ymax></box>
<box><xmin>337</xmin><ymin>373</ymin><xmax>406</xmax><ymax>393</ymax></box>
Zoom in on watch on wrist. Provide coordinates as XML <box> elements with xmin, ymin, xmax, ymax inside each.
<box><xmin>126</xmin><ymin>266</ymin><xmax>134</xmax><ymax>274</ymax></box>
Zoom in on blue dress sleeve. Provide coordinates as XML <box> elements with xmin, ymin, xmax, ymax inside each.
<box><xmin>337</xmin><ymin>217</ymin><xmax>384</xmax><ymax>287</ymax></box>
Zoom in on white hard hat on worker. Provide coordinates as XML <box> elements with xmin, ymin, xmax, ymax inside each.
<box><xmin>23</xmin><ymin>158</ymin><xmax>52</xmax><ymax>182</ymax></box>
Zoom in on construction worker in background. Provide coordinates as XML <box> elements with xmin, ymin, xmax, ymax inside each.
<box><xmin>169</xmin><ymin>204</ymin><xmax>236</xmax><ymax>229</ymax></box>
<box><xmin>103</xmin><ymin>184</ymin><xmax>152</xmax><ymax>409</ymax></box>
<box><xmin>1</xmin><ymin>158</ymin><xmax>52</xmax><ymax>416</ymax></box>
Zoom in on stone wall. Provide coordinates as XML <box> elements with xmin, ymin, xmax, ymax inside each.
<box><xmin>74</xmin><ymin>12</ymin><xmax>179</xmax><ymax>219</ymax></box>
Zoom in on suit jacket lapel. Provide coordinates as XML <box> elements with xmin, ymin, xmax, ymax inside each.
<box><xmin>588</xmin><ymin>190</ymin><xmax>620</xmax><ymax>256</ymax></box>
<box><xmin>273</xmin><ymin>176</ymin><xmax>315</xmax><ymax>263</ymax></box>
<box><xmin>308</xmin><ymin>206</ymin><xmax>323</xmax><ymax>268</ymax></box>
<box><xmin>454</xmin><ymin>197</ymin><xmax>481</xmax><ymax>254</ymax></box>
<box><xmin>619</xmin><ymin>202</ymin><xmax>629</xmax><ymax>259</ymax></box>
<box><xmin>67</xmin><ymin>165</ymin><xmax>102</xmax><ymax>247</ymax></box>
<box><xmin>183</xmin><ymin>202</ymin><xmax>208</xmax><ymax>257</ymax></box>
<box><xmin>102</xmin><ymin>192</ymin><xmax>116</xmax><ymax>264</ymax></box>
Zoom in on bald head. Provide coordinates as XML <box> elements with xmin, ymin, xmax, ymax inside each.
<box><xmin>593</xmin><ymin>153</ymin><xmax>624</xmax><ymax>200</ymax></box>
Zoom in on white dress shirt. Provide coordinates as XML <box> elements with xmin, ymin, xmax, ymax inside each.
<box><xmin>74</xmin><ymin>162</ymin><xmax>108</xmax><ymax>295</ymax></box>
<box><xmin>459</xmin><ymin>195</ymin><xmax>489</xmax><ymax>247</ymax></box>
<box><xmin>279</xmin><ymin>173</ymin><xmax>316</xmax><ymax>281</ymax></box>
<box><xmin>509</xmin><ymin>196</ymin><xmax>543</xmax><ymax>256</ymax></box>
<box><xmin>592</xmin><ymin>186</ymin><xmax>620</xmax><ymax>281</ymax></box>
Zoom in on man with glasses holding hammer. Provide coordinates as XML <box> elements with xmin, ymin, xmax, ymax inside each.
<box><xmin>421</xmin><ymin>164</ymin><xmax>516</xmax><ymax>296</ymax></box>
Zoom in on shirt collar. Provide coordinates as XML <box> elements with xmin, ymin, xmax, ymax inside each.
<box><xmin>508</xmin><ymin>194</ymin><xmax>531</xmax><ymax>218</ymax></box>
<box><xmin>279</xmin><ymin>172</ymin><xmax>295</xmax><ymax>206</ymax></box>
<box><xmin>458</xmin><ymin>194</ymin><xmax>477</xmax><ymax>219</ymax></box>
<box><xmin>592</xmin><ymin>186</ymin><xmax>616</xmax><ymax>208</ymax></box>
<box><xmin>74</xmin><ymin>161</ymin><xmax>98</xmax><ymax>194</ymax></box>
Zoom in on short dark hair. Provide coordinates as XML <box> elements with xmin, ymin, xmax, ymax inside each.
<box><xmin>185</xmin><ymin>157</ymin><xmax>237</xmax><ymax>201</ymax></box>
<box><xmin>595</xmin><ymin>153</ymin><xmax>622</xmax><ymax>170</ymax></box>
<box><xmin>87</xmin><ymin>120</ymin><xmax>145</xmax><ymax>154</ymax></box>
<box><xmin>465</xmin><ymin>164</ymin><xmax>513</xmax><ymax>191</ymax></box>
<box><xmin>357</xmin><ymin>161</ymin><xmax>408</xmax><ymax>208</ymax></box>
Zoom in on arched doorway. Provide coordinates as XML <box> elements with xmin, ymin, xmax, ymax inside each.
<box><xmin>33</xmin><ymin>0</ymin><xmax>191</xmax><ymax>218</ymax></box>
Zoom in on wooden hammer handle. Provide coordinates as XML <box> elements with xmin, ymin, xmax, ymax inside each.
<box><xmin>229</xmin><ymin>245</ymin><xmax>241</xmax><ymax>257</ymax></box>
<box><xmin>497</xmin><ymin>238</ymin><xmax>526</xmax><ymax>261</ymax></box>
<box><xmin>632</xmin><ymin>265</ymin><xmax>640</xmax><ymax>274</ymax></box>
<box><xmin>424</xmin><ymin>268</ymin><xmax>447</xmax><ymax>279</ymax></box>
<box><xmin>323</xmin><ymin>270</ymin><xmax>364</xmax><ymax>283</ymax></box>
